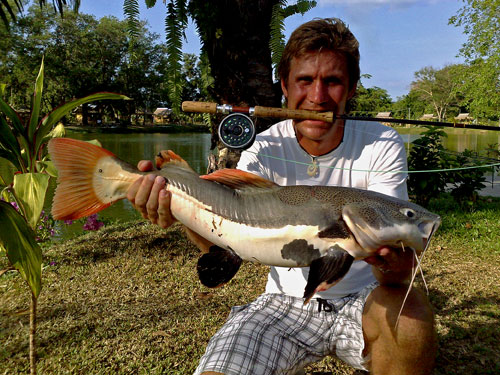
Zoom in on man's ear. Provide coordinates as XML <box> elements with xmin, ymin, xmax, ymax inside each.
<box><xmin>281</xmin><ymin>79</ymin><xmax>288</xmax><ymax>98</ymax></box>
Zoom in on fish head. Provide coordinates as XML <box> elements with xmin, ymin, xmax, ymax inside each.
<box><xmin>341</xmin><ymin>198</ymin><xmax>441</xmax><ymax>258</ymax></box>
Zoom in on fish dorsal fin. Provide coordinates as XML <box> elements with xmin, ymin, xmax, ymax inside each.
<box><xmin>201</xmin><ymin>169</ymin><xmax>278</xmax><ymax>189</ymax></box>
<box><xmin>155</xmin><ymin>150</ymin><xmax>195</xmax><ymax>172</ymax></box>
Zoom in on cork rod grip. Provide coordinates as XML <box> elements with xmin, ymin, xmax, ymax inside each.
<box><xmin>253</xmin><ymin>106</ymin><xmax>334</xmax><ymax>122</ymax></box>
<box><xmin>181</xmin><ymin>101</ymin><xmax>218</xmax><ymax>114</ymax></box>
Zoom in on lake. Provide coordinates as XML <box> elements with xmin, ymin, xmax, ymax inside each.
<box><xmin>1</xmin><ymin>126</ymin><xmax>499</xmax><ymax>241</ymax></box>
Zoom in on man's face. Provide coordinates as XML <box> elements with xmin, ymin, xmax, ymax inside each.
<box><xmin>281</xmin><ymin>50</ymin><xmax>356</xmax><ymax>147</ymax></box>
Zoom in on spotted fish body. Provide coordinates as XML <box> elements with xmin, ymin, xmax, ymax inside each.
<box><xmin>48</xmin><ymin>138</ymin><xmax>441</xmax><ymax>302</ymax></box>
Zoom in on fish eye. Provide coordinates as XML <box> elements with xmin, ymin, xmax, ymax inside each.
<box><xmin>401</xmin><ymin>208</ymin><xmax>416</xmax><ymax>218</ymax></box>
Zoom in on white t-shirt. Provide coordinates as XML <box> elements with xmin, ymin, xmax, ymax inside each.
<box><xmin>237</xmin><ymin>119</ymin><xmax>409</xmax><ymax>299</ymax></box>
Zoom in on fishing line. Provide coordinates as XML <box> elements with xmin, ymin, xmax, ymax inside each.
<box><xmin>246</xmin><ymin>149</ymin><xmax>500</xmax><ymax>174</ymax></box>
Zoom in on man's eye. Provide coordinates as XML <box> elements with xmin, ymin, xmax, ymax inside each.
<box><xmin>325</xmin><ymin>77</ymin><xmax>342</xmax><ymax>85</ymax></box>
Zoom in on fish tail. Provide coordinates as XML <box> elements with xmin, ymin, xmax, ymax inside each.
<box><xmin>48</xmin><ymin>138</ymin><xmax>138</xmax><ymax>221</ymax></box>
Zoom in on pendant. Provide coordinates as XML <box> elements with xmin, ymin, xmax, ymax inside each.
<box><xmin>307</xmin><ymin>157</ymin><xmax>319</xmax><ymax>177</ymax></box>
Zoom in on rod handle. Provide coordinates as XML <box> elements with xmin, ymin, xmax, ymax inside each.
<box><xmin>182</xmin><ymin>101</ymin><xmax>218</xmax><ymax>114</ymax></box>
<box><xmin>254</xmin><ymin>106</ymin><xmax>334</xmax><ymax>122</ymax></box>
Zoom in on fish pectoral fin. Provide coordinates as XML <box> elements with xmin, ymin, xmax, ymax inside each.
<box><xmin>197</xmin><ymin>246</ymin><xmax>243</xmax><ymax>288</ymax></box>
<box><xmin>303</xmin><ymin>246</ymin><xmax>354</xmax><ymax>304</ymax></box>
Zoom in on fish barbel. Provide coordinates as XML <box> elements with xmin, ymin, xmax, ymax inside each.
<box><xmin>48</xmin><ymin>137</ymin><xmax>441</xmax><ymax>302</ymax></box>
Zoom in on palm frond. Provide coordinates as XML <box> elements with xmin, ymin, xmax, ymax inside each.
<box><xmin>269</xmin><ymin>1</ymin><xmax>317</xmax><ymax>80</ymax></box>
<box><xmin>123</xmin><ymin>0</ymin><xmax>141</xmax><ymax>61</ymax></box>
<box><xmin>165</xmin><ymin>1</ymin><xmax>186</xmax><ymax>114</ymax></box>
<box><xmin>0</xmin><ymin>0</ymin><xmax>23</xmax><ymax>29</ymax></box>
<box><xmin>283</xmin><ymin>0</ymin><xmax>316</xmax><ymax>18</ymax></box>
<box><xmin>269</xmin><ymin>1</ymin><xmax>287</xmax><ymax>78</ymax></box>
<box><xmin>144</xmin><ymin>0</ymin><xmax>157</xmax><ymax>7</ymax></box>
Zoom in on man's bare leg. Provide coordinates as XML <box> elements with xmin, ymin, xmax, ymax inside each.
<box><xmin>362</xmin><ymin>285</ymin><xmax>437</xmax><ymax>375</ymax></box>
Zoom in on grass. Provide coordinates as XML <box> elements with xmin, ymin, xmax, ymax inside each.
<box><xmin>1</xmin><ymin>194</ymin><xmax>499</xmax><ymax>374</ymax></box>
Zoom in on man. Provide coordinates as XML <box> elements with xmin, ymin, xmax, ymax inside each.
<box><xmin>127</xmin><ymin>18</ymin><xmax>436</xmax><ymax>375</ymax></box>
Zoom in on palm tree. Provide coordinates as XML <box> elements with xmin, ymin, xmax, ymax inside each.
<box><xmin>125</xmin><ymin>0</ymin><xmax>316</xmax><ymax>168</ymax></box>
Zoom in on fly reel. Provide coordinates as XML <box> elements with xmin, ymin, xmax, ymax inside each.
<box><xmin>218</xmin><ymin>113</ymin><xmax>256</xmax><ymax>150</ymax></box>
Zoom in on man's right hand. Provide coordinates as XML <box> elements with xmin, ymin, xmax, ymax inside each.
<box><xmin>126</xmin><ymin>160</ymin><xmax>176</xmax><ymax>229</ymax></box>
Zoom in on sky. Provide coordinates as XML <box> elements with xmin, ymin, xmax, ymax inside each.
<box><xmin>80</xmin><ymin>0</ymin><xmax>468</xmax><ymax>101</ymax></box>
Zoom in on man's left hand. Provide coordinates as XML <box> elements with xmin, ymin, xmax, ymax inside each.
<box><xmin>364</xmin><ymin>246</ymin><xmax>417</xmax><ymax>285</ymax></box>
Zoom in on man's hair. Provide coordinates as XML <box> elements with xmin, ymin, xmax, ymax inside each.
<box><xmin>277</xmin><ymin>18</ymin><xmax>360</xmax><ymax>90</ymax></box>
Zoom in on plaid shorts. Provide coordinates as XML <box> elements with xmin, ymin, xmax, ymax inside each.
<box><xmin>194</xmin><ymin>282</ymin><xmax>378</xmax><ymax>375</ymax></box>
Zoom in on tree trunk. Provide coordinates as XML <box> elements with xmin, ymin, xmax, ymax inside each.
<box><xmin>190</xmin><ymin>0</ymin><xmax>282</xmax><ymax>171</ymax></box>
<box><xmin>82</xmin><ymin>103</ymin><xmax>89</xmax><ymax>126</ymax></box>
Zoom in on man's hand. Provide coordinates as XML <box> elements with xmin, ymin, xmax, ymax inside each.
<box><xmin>126</xmin><ymin>160</ymin><xmax>176</xmax><ymax>228</ymax></box>
<box><xmin>364</xmin><ymin>246</ymin><xmax>417</xmax><ymax>285</ymax></box>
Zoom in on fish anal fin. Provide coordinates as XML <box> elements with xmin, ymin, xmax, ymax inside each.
<box><xmin>303</xmin><ymin>246</ymin><xmax>354</xmax><ymax>304</ymax></box>
<box><xmin>155</xmin><ymin>150</ymin><xmax>195</xmax><ymax>172</ymax></box>
<box><xmin>197</xmin><ymin>246</ymin><xmax>243</xmax><ymax>288</ymax></box>
<box><xmin>200</xmin><ymin>169</ymin><xmax>278</xmax><ymax>189</ymax></box>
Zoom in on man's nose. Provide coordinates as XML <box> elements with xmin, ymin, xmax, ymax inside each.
<box><xmin>309</xmin><ymin>80</ymin><xmax>329</xmax><ymax>105</ymax></box>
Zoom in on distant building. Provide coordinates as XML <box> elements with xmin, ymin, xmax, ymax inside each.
<box><xmin>375</xmin><ymin>111</ymin><xmax>393</xmax><ymax>126</ymax></box>
<box><xmin>454</xmin><ymin>113</ymin><xmax>474</xmax><ymax>123</ymax></box>
<box><xmin>153</xmin><ymin>108</ymin><xmax>173</xmax><ymax>124</ymax></box>
<box><xmin>420</xmin><ymin>114</ymin><xmax>437</xmax><ymax>121</ymax></box>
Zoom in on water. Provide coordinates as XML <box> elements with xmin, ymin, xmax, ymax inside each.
<box><xmin>1</xmin><ymin>126</ymin><xmax>499</xmax><ymax>242</ymax></box>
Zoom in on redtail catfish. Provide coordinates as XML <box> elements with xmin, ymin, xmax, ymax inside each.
<box><xmin>48</xmin><ymin>138</ymin><xmax>440</xmax><ymax>303</ymax></box>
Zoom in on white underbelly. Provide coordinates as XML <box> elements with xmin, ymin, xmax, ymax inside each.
<box><xmin>168</xmin><ymin>186</ymin><xmax>356</xmax><ymax>266</ymax></box>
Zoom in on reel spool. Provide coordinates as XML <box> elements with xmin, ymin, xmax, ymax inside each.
<box><xmin>218</xmin><ymin>113</ymin><xmax>256</xmax><ymax>150</ymax></box>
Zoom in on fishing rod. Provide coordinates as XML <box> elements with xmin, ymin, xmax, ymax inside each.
<box><xmin>182</xmin><ymin>101</ymin><xmax>500</xmax><ymax>149</ymax></box>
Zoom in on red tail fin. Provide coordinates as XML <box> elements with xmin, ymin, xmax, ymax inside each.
<box><xmin>48</xmin><ymin>138</ymin><xmax>116</xmax><ymax>220</ymax></box>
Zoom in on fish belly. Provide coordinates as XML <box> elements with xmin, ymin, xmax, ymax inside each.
<box><xmin>168</xmin><ymin>186</ymin><xmax>334</xmax><ymax>267</ymax></box>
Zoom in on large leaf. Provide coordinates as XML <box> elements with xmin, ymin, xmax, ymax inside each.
<box><xmin>13</xmin><ymin>173</ymin><xmax>50</xmax><ymax>230</ymax></box>
<box><xmin>28</xmin><ymin>58</ymin><xmax>44</xmax><ymax>141</ymax></box>
<box><xmin>0</xmin><ymin>201</ymin><xmax>42</xmax><ymax>298</ymax></box>
<box><xmin>0</xmin><ymin>92</ymin><xmax>24</xmax><ymax>136</ymax></box>
<box><xmin>36</xmin><ymin>160</ymin><xmax>58</xmax><ymax>177</ymax></box>
<box><xmin>35</xmin><ymin>92</ymin><xmax>129</xmax><ymax>154</ymax></box>
<box><xmin>0</xmin><ymin>115</ymin><xmax>22</xmax><ymax>170</ymax></box>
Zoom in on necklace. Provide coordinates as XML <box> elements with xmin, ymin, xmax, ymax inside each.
<box><xmin>307</xmin><ymin>156</ymin><xmax>319</xmax><ymax>177</ymax></box>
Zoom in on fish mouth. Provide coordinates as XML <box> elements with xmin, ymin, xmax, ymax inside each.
<box><xmin>419</xmin><ymin>219</ymin><xmax>441</xmax><ymax>253</ymax></box>
<box><xmin>342</xmin><ymin>206</ymin><xmax>441</xmax><ymax>258</ymax></box>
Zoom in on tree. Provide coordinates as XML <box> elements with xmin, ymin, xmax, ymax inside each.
<box><xmin>350</xmin><ymin>82</ymin><xmax>392</xmax><ymax>115</ymax></box>
<box><xmin>391</xmin><ymin>90</ymin><xmax>428</xmax><ymax>120</ymax></box>
<box><xmin>0</xmin><ymin>0</ymin><xmax>80</xmax><ymax>28</ymax></box>
<box><xmin>125</xmin><ymin>0</ymin><xmax>317</xmax><ymax>169</ymax></box>
<box><xmin>0</xmin><ymin>5</ymin><xmax>168</xmax><ymax>124</ymax></box>
<box><xmin>410</xmin><ymin>65</ymin><xmax>463</xmax><ymax>122</ymax></box>
<box><xmin>449</xmin><ymin>0</ymin><xmax>500</xmax><ymax>120</ymax></box>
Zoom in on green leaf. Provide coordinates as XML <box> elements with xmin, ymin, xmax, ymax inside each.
<box><xmin>28</xmin><ymin>58</ymin><xmax>44</xmax><ymax>141</ymax></box>
<box><xmin>0</xmin><ymin>116</ymin><xmax>22</xmax><ymax>170</ymax></box>
<box><xmin>0</xmin><ymin>201</ymin><xmax>42</xmax><ymax>298</ymax></box>
<box><xmin>144</xmin><ymin>0</ymin><xmax>157</xmax><ymax>8</ymax></box>
<box><xmin>35</xmin><ymin>92</ymin><xmax>129</xmax><ymax>155</ymax></box>
<box><xmin>38</xmin><ymin>122</ymin><xmax>66</xmax><ymax>150</ymax></box>
<box><xmin>0</xmin><ymin>93</ymin><xmax>24</xmax><ymax>136</ymax></box>
<box><xmin>35</xmin><ymin>160</ymin><xmax>58</xmax><ymax>177</ymax></box>
<box><xmin>13</xmin><ymin>173</ymin><xmax>50</xmax><ymax>230</ymax></box>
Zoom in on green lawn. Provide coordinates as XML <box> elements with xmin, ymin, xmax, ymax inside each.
<box><xmin>1</xmin><ymin>195</ymin><xmax>499</xmax><ymax>374</ymax></box>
